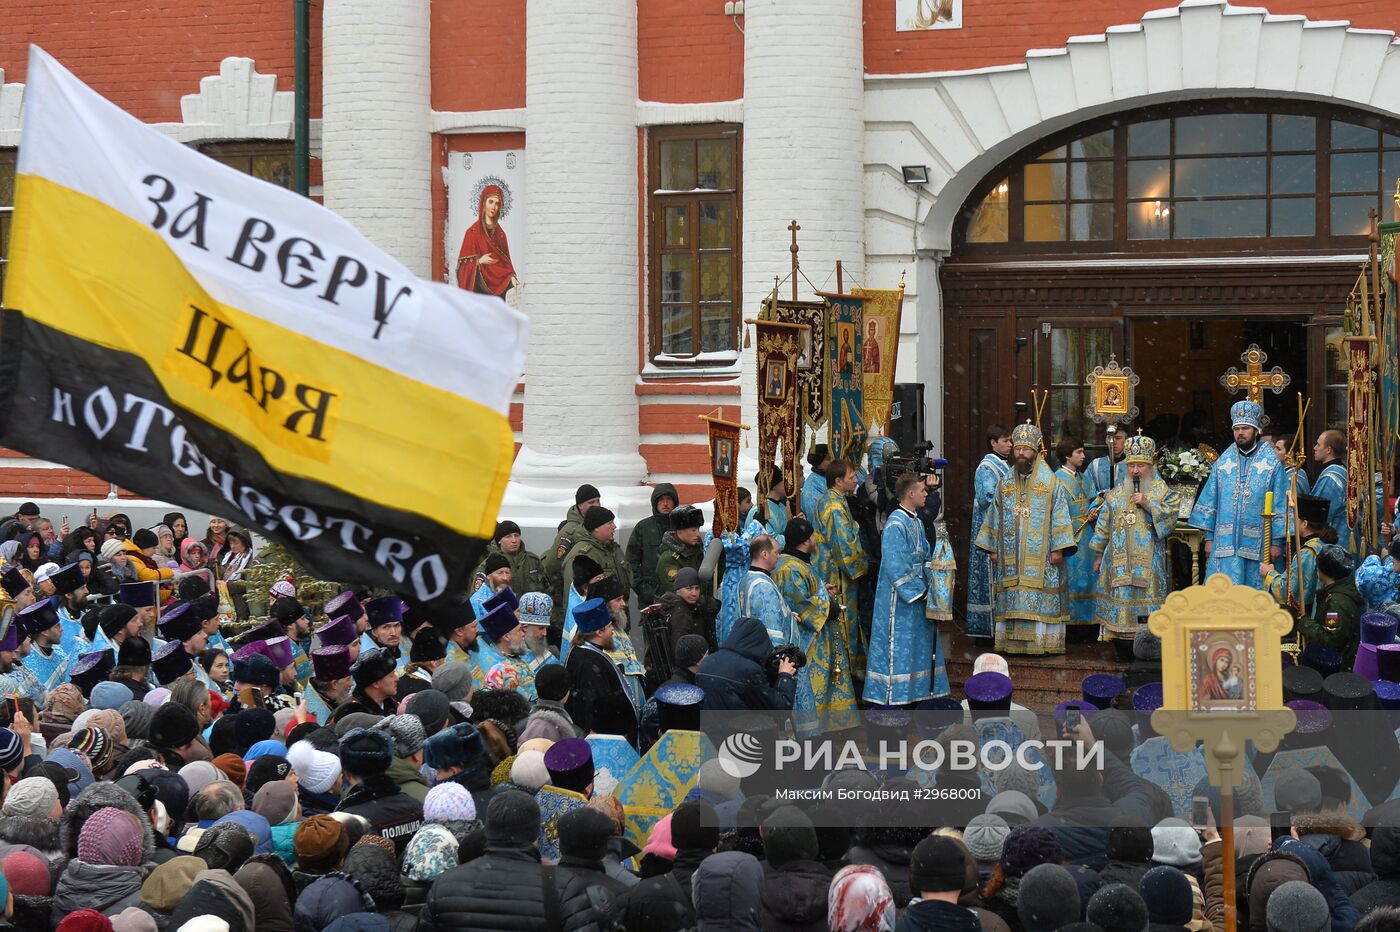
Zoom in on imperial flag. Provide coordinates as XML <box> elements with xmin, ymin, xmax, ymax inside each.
<box><xmin>1</xmin><ymin>48</ymin><xmax>526</xmax><ymax>606</ymax></box>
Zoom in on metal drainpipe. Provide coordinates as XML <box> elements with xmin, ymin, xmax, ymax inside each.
<box><xmin>293</xmin><ymin>0</ymin><xmax>310</xmax><ymax>196</ymax></box>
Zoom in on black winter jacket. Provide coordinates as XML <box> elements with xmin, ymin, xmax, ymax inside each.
<box><xmin>760</xmin><ymin>860</ymin><xmax>833</xmax><ymax>932</ymax></box>
<box><xmin>1351</xmin><ymin>819</ymin><xmax>1400</xmax><ymax>915</ymax></box>
<box><xmin>696</xmin><ymin>615</ymin><xmax>796</xmax><ymax>712</ymax></box>
<box><xmin>420</xmin><ymin>846</ymin><xmax>548</xmax><ymax>932</ymax></box>
<box><xmin>1294</xmin><ymin>811</ymin><xmax>1374</xmax><ymax>896</ymax></box>
<box><xmin>336</xmin><ymin>774</ymin><xmax>424</xmax><ymax>856</ymax></box>
<box><xmin>1033</xmin><ymin>755</ymin><xmax>1159</xmax><ymax>871</ymax></box>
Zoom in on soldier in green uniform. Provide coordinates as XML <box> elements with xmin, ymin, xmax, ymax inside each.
<box><xmin>626</xmin><ymin>483</ymin><xmax>678</xmax><ymax>610</ymax></box>
<box><xmin>653</xmin><ymin>505</ymin><xmax>718</xmax><ymax>618</ymax></box>
<box><xmin>563</xmin><ymin>507</ymin><xmax>633</xmax><ymax>623</ymax></box>
<box><xmin>474</xmin><ymin>520</ymin><xmax>548</xmax><ymax>595</ymax></box>
<box><xmin>543</xmin><ymin>484</ymin><xmax>601</xmax><ymax>626</ymax></box>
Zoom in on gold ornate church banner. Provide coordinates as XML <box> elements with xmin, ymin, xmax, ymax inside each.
<box><xmin>767</xmin><ymin>299</ymin><xmax>828</xmax><ymax>434</ymax></box>
<box><xmin>823</xmin><ymin>292</ymin><xmax>868</xmax><ymax>468</ymax></box>
<box><xmin>704</xmin><ymin>414</ymin><xmax>743</xmax><ymax>537</ymax></box>
<box><xmin>751</xmin><ymin>318</ymin><xmax>805</xmax><ymax>507</ymax></box>
<box><xmin>851</xmin><ymin>283</ymin><xmax>904</xmax><ymax>434</ymax></box>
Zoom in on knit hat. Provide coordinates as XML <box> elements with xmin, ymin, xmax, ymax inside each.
<box><xmin>909</xmin><ymin>834</ymin><xmax>969</xmax><ymax>895</ymax></box>
<box><xmin>119</xmin><ymin>700</ymin><xmax>155</xmax><ymax>741</ymax></box>
<box><xmin>672</xmin><ymin>634</ymin><xmax>709</xmax><ymax>671</ymax></box>
<box><xmin>1150</xmin><ymin>818</ymin><xmax>1202</xmax><ymax>867</ymax></box>
<box><xmin>509</xmin><ymin>749</ymin><xmax>550</xmax><ymax>791</ymax></box>
<box><xmin>405</xmin><ymin>688</ymin><xmax>452</xmax><ymax>734</ymax></box>
<box><xmin>55</xmin><ymin>910</ymin><xmax>114</xmax><ymax>932</ymax></box>
<box><xmin>368</xmin><ymin>713</ymin><xmax>424</xmax><ymax>759</ymax></box>
<box><xmin>1018</xmin><ymin>863</ymin><xmax>1082</xmax><ymax>932</ymax></box>
<box><xmin>963</xmin><ymin>813</ymin><xmax>1012</xmax><ymax>863</ymax></box>
<box><xmin>576</xmin><ymin>484</ymin><xmax>601</xmax><ymax>506</ymax></box>
<box><xmin>1265</xmin><ymin>880</ymin><xmax>1330</xmax><ymax>932</ymax></box>
<box><xmin>558</xmin><ymin>807</ymin><xmax>615</xmax><ymax>862</ymax></box>
<box><xmin>424</xmin><ymin>781</ymin><xmax>478</xmax><ymax>823</ymax></box>
<box><xmin>670</xmin><ymin>800</ymin><xmax>720</xmax><ymax>852</ymax></box>
<box><xmin>1138</xmin><ymin>865</ymin><xmax>1192</xmax><ymax>926</ymax></box>
<box><xmin>339</xmin><ymin>728</ymin><xmax>393</xmax><ymax>778</ymax></box>
<box><xmin>986</xmin><ymin>789</ymin><xmax>1038</xmax><ymax>826</ymax></box>
<box><xmin>139</xmin><ymin>855</ymin><xmax>206</xmax><ymax>912</ymax></box>
<box><xmin>1106</xmin><ymin>823</ymin><xmax>1153</xmax><ymax>863</ymax></box>
<box><xmin>215</xmin><ymin>810</ymin><xmax>273</xmax><ymax>856</ymax></box>
<box><xmin>69</xmin><ymin>728</ymin><xmax>113</xmax><ymax>775</ymax></box>
<box><xmin>211</xmin><ymin>753</ymin><xmax>247</xmax><ymax>788</ymax></box>
<box><xmin>1274</xmin><ymin>767</ymin><xmax>1323</xmax><ymax>813</ymax></box>
<box><xmin>431</xmin><ymin>661</ymin><xmax>472</xmax><ymax>701</ymax></box>
<box><xmin>287</xmin><ymin>740</ymin><xmax>343</xmax><ymax>794</ymax></box>
<box><xmin>149</xmin><ymin>702</ymin><xmax>199</xmax><ymax>749</ymax></box>
<box><xmin>1</xmin><ymin>847</ymin><xmax>50</xmax><ymax>898</ymax></box>
<box><xmin>343</xmin><ymin>843</ymin><xmax>405</xmax><ymax>911</ymax></box>
<box><xmin>90</xmin><ymin>681</ymin><xmax>134</xmax><ymax>711</ymax></box>
<box><xmin>193</xmin><ymin>822</ymin><xmax>257</xmax><ymax>872</ymax></box>
<box><xmin>583</xmin><ymin>507</ymin><xmax>616</xmax><ymax>532</ymax></box>
<box><xmin>253</xmin><ymin>778</ymin><xmax>299</xmax><ymax>822</ymax></box>
<box><xmin>1086</xmin><ymin>883</ymin><xmax>1150</xmax><ymax>932</ymax></box>
<box><xmin>762</xmin><ymin>806</ymin><xmax>819</xmax><ymax>869</ymax></box>
<box><xmin>485</xmin><ymin>789</ymin><xmax>541</xmax><ymax>847</ymax></box>
<box><xmin>2</xmin><ymin>775</ymin><xmax>59</xmax><ymax>819</ymax></box>
<box><xmin>0</xmin><ymin>728</ymin><xmax>23</xmax><ymax>774</ymax></box>
<box><xmin>78</xmin><ymin>806</ymin><xmax>145</xmax><ymax>867</ymax></box>
<box><xmin>294</xmin><ymin>814</ymin><xmax>348</xmax><ymax>872</ymax></box>
<box><xmin>1001</xmin><ymin>825</ymin><xmax>1063</xmax><ymax>877</ymax></box>
<box><xmin>245</xmin><ymin>755</ymin><xmax>292</xmax><ymax>794</ymax></box>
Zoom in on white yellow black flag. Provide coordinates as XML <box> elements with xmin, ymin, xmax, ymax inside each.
<box><xmin>1</xmin><ymin>47</ymin><xmax>527</xmax><ymax>605</ymax></box>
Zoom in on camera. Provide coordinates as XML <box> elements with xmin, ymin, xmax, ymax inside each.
<box><xmin>877</xmin><ymin>440</ymin><xmax>947</xmax><ymax>506</ymax></box>
<box><xmin>766</xmin><ymin>643</ymin><xmax>807</xmax><ymax>682</ymax></box>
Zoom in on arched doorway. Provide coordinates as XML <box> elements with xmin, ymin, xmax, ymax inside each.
<box><xmin>940</xmin><ymin>97</ymin><xmax>1400</xmax><ymax>586</ymax></box>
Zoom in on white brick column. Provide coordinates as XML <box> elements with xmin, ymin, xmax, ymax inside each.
<box><xmin>320</xmin><ymin>0</ymin><xmax>432</xmax><ymax>276</ymax></box>
<box><xmin>741</xmin><ymin>0</ymin><xmax>865</xmax><ymax>439</ymax></box>
<box><xmin>506</xmin><ymin>0</ymin><xmax>649</xmax><ymax>530</ymax></box>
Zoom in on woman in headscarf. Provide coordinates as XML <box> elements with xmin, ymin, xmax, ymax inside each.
<box><xmin>0</xmin><ymin>539</ymin><xmax>20</xmax><ymax>573</ymax></box>
<box><xmin>18</xmin><ymin>532</ymin><xmax>45</xmax><ymax>571</ymax></box>
<box><xmin>829</xmin><ymin>864</ymin><xmax>896</xmax><ymax>932</ymax></box>
<box><xmin>163</xmin><ymin>512</ymin><xmax>190</xmax><ymax>552</ymax></box>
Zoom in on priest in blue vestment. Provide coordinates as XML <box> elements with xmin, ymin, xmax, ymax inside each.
<box><xmin>1054</xmin><ymin>436</ymin><xmax>1099</xmax><ymax>628</ymax></box>
<box><xmin>1189</xmin><ymin>400</ymin><xmax>1290</xmax><ymax>588</ymax></box>
<box><xmin>1311</xmin><ymin>428</ymin><xmax>1350</xmax><ymax>551</ymax></box>
<box><xmin>866</xmin><ymin>473</ymin><xmax>949</xmax><ymax>705</ymax></box>
<box><xmin>967</xmin><ymin>426</ymin><xmax>1011</xmax><ymax>638</ymax></box>
<box><xmin>735</xmin><ymin>534</ymin><xmax>794</xmax><ymax>645</ymax></box>
<box><xmin>800</xmin><ymin>444</ymin><xmax>831</xmax><ymax>520</ymax></box>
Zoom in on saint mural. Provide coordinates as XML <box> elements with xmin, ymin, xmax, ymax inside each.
<box><xmin>863</xmin><ymin>319</ymin><xmax>882</xmax><ymax>373</ymax></box>
<box><xmin>456</xmin><ymin>182</ymin><xmax>520</xmax><ymax>298</ymax></box>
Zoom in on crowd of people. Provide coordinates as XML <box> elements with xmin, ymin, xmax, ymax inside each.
<box><xmin>1</xmin><ymin>402</ymin><xmax>1400</xmax><ymax>932</ymax></box>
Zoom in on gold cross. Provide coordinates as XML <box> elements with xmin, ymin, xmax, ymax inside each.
<box><xmin>1219</xmin><ymin>343</ymin><xmax>1290</xmax><ymax>404</ymax></box>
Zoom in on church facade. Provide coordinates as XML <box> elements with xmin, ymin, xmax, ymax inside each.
<box><xmin>1</xmin><ymin>0</ymin><xmax>1398</xmax><ymax>546</ymax></box>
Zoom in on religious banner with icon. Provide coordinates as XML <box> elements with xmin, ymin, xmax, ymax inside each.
<box><xmin>851</xmin><ymin>282</ymin><xmax>905</xmax><ymax>435</ymax></box>
<box><xmin>751</xmin><ymin>317</ymin><xmax>806</xmax><ymax>508</ymax></box>
<box><xmin>1378</xmin><ymin>221</ymin><xmax>1398</xmax><ymax>504</ymax></box>
<box><xmin>823</xmin><ymin>293</ymin><xmax>868</xmax><ymax>468</ymax></box>
<box><xmin>704</xmin><ymin>414</ymin><xmax>744</xmax><ymax>537</ymax></box>
<box><xmin>1086</xmin><ymin>354</ymin><xmax>1140</xmax><ymax>426</ymax></box>
<box><xmin>767</xmin><ymin>299</ymin><xmax>828</xmax><ymax>434</ymax></box>
<box><xmin>1345</xmin><ymin>330</ymin><xmax>1375</xmax><ymax>530</ymax></box>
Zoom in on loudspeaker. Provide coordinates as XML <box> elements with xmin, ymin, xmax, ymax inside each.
<box><xmin>890</xmin><ymin>383</ymin><xmax>925</xmax><ymax>453</ymax></box>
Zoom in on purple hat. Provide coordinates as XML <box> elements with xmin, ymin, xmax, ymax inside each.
<box><xmin>312</xmin><ymin>645</ymin><xmax>352</xmax><ymax>682</ymax></box>
<box><xmin>1</xmin><ymin>567</ymin><xmax>29</xmax><ymax>598</ymax></box>
<box><xmin>365</xmin><ymin>596</ymin><xmax>404</xmax><ymax>628</ymax></box>
<box><xmin>1132</xmin><ymin>682</ymin><xmax>1163</xmax><ymax>739</ymax></box>
<box><xmin>1362</xmin><ymin>613</ymin><xmax>1399</xmax><ymax>646</ymax></box>
<box><xmin>241</xmin><ymin>618</ymin><xmax>284</xmax><ymax>645</ymax></box>
<box><xmin>1302</xmin><ymin>644</ymin><xmax>1345</xmax><ymax>679</ymax></box>
<box><xmin>47</xmin><ymin>562</ymin><xmax>86</xmax><ymax>596</ymax></box>
<box><xmin>325</xmin><ymin>591</ymin><xmax>364</xmax><ymax>623</ymax></box>
<box><xmin>572</xmin><ymin>598</ymin><xmax>612</xmax><ymax>636</ymax></box>
<box><xmin>1283</xmin><ymin>664</ymin><xmax>1324</xmax><ymax>703</ymax></box>
<box><xmin>233</xmin><ymin>640</ymin><xmax>271</xmax><ymax>663</ymax></box>
<box><xmin>152</xmin><ymin>639</ymin><xmax>194</xmax><ymax>684</ymax></box>
<box><xmin>70</xmin><ymin>650</ymin><xmax>116</xmax><ymax>695</ymax></box>
<box><xmin>966</xmin><ymin>672</ymin><xmax>1013</xmax><ymax>711</ymax></box>
<box><xmin>484</xmin><ymin>587</ymin><xmax>520</xmax><ymax>614</ymax></box>
<box><xmin>1379</xmin><ymin>644</ymin><xmax>1400</xmax><ymax>684</ymax></box>
<box><xmin>314</xmin><ymin>614</ymin><xmax>357</xmax><ymax>647</ymax></box>
<box><xmin>0</xmin><ymin>616</ymin><xmax>21</xmax><ymax>653</ymax></box>
<box><xmin>17</xmin><ymin>600</ymin><xmax>60</xmax><ymax>640</ymax></box>
<box><xmin>1355</xmin><ymin>644</ymin><xmax>1382</xmax><ymax>682</ymax></box>
<box><xmin>543</xmin><ymin>737</ymin><xmax>595</xmax><ymax>794</ymax></box>
<box><xmin>263</xmin><ymin>636</ymin><xmax>296</xmax><ymax>669</ymax></box>
<box><xmin>157</xmin><ymin>602</ymin><xmax>203</xmax><ymax>642</ymax></box>
<box><xmin>1375</xmin><ymin>680</ymin><xmax>1400</xmax><ymax>712</ymax></box>
<box><xmin>117</xmin><ymin>580</ymin><xmax>157</xmax><ymax>608</ymax></box>
<box><xmin>1053</xmin><ymin>700</ymin><xmax>1099</xmax><ymax>728</ymax></box>
<box><xmin>479</xmin><ymin>603</ymin><xmax>520</xmax><ymax>643</ymax></box>
<box><xmin>1082</xmin><ymin>673</ymin><xmax>1126</xmax><ymax>710</ymax></box>
<box><xmin>1285</xmin><ymin>699</ymin><xmax>1333</xmax><ymax>737</ymax></box>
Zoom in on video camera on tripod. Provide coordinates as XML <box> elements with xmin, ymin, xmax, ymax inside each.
<box><xmin>877</xmin><ymin>440</ymin><xmax>947</xmax><ymax>498</ymax></box>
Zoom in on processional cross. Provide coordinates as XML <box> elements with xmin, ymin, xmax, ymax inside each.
<box><xmin>1219</xmin><ymin>344</ymin><xmax>1290</xmax><ymax>404</ymax></box>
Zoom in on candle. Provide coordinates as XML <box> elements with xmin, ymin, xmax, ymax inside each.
<box><xmin>1264</xmin><ymin>491</ymin><xmax>1273</xmax><ymax>514</ymax></box>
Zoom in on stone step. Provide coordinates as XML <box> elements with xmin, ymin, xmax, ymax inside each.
<box><xmin>938</xmin><ymin>621</ymin><xmax>1133</xmax><ymax>711</ymax></box>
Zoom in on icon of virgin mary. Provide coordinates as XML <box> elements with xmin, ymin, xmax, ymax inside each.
<box><xmin>456</xmin><ymin>183</ymin><xmax>519</xmax><ymax>298</ymax></box>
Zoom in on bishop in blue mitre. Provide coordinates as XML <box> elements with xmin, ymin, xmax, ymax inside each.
<box><xmin>1188</xmin><ymin>399</ymin><xmax>1290</xmax><ymax>588</ymax></box>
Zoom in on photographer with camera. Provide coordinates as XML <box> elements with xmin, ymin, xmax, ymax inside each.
<box><xmin>696</xmin><ymin>612</ymin><xmax>798</xmax><ymax>712</ymax></box>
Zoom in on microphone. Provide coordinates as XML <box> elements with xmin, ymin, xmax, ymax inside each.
<box><xmin>1133</xmin><ymin>477</ymin><xmax>1141</xmax><ymax>493</ymax></box>
<box><xmin>931</xmin><ymin>457</ymin><xmax>949</xmax><ymax>470</ymax></box>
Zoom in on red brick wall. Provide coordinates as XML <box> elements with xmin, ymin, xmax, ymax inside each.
<box><xmin>430</xmin><ymin>0</ymin><xmax>526</xmax><ymax>112</ymax></box>
<box><xmin>863</xmin><ymin>0</ymin><xmax>1400</xmax><ymax>74</ymax></box>
<box><xmin>638</xmin><ymin>0</ymin><xmax>744</xmax><ymax>102</ymax></box>
<box><xmin>1</xmin><ymin>0</ymin><xmax>322</xmax><ymax>121</ymax></box>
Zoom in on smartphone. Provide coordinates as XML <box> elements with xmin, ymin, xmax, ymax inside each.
<box><xmin>1065</xmin><ymin>707</ymin><xmax>1081</xmax><ymax>730</ymax></box>
<box><xmin>1271</xmin><ymin>810</ymin><xmax>1292</xmax><ymax>841</ymax></box>
<box><xmin>1192</xmin><ymin>795</ymin><xmax>1209</xmax><ymax>826</ymax></box>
